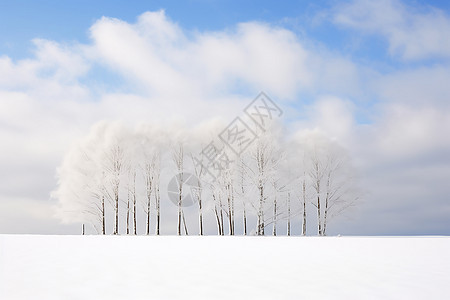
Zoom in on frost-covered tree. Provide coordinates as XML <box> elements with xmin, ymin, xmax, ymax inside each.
<box><xmin>245</xmin><ymin>132</ymin><xmax>282</xmax><ymax>235</ymax></box>
<box><xmin>303</xmin><ymin>134</ymin><xmax>359</xmax><ymax>236</ymax></box>
<box><xmin>103</xmin><ymin>144</ymin><xmax>125</xmax><ymax>235</ymax></box>
<box><xmin>53</xmin><ymin>120</ymin><xmax>359</xmax><ymax>236</ymax></box>
<box><xmin>172</xmin><ymin>143</ymin><xmax>186</xmax><ymax>235</ymax></box>
<box><xmin>191</xmin><ymin>153</ymin><xmax>205</xmax><ymax>235</ymax></box>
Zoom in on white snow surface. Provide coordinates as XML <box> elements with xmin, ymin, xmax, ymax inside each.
<box><xmin>0</xmin><ymin>235</ymin><xmax>449</xmax><ymax>299</ymax></box>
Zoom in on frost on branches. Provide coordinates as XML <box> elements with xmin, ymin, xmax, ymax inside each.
<box><xmin>52</xmin><ymin>120</ymin><xmax>359</xmax><ymax>236</ymax></box>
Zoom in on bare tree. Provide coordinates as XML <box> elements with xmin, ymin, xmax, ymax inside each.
<box><xmin>321</xmin><ymin>152</ymin><xmax>359</xmax><ymax>236</ymax></box>
<box><xmin>287</xmin><ymin>192</ymin><xmax>291</xmax><ymax>236</ymax></box>
<box><xmin>254</xmin><ymin>141</ymin><xmax>268</xmax><ymax>235</ymax></box>
<box><xmin>239</xmin><ymin>162</ymin><xmax>248</xmax><ymax>236</ymax></box>
<box><xmin>248</xmin><ymin>136</ymin><xmax>280</xmax><ymax>236</ymax></box>
<box><xmin>306</xmin><ymin>141</ymin><xmax>359</xmax><ymax>236</ymax></box>
<box><xmin>309</xmin><ymin>149</ymin><xmax>325</xmax><ymax>236</ymax></box>
<box><xmin>126</xmin><ymin>169</ymin><xmax>137</xmax><ymax>235</ymax></box>
<box><xmin>143</xmin><ymin>159</ymin><xmax>154</xmax><ymax>235</ymax></box>
<box><xmin>126</xmin><ymin>189</ymin><xmax>130</xmax><ymax>235</ymax></box>
<box><xmin>220</xmin><ymin>168</ymin><xmax>235</xmax><ymax>236</ymax></box>
<box><xmin>153</xmin><ymin>153</ymin><xmax>161</xmax><ymax>236</ymax></box>
<box><xmin>212</xmin><ymin>192</ymin><xmax>223</xmax><ymax>235</ymax></box>
<box><xmin>103</xmin><ymin>144</ymin><xmax>124</xmax><ymax>235</ymax></box>
<box><xmin>191</xmin><ymin>153</ymin><xmax>205</xmax><ymax>235</ymax></box>
<box><xmin>172</xmin><ymin>143</ymin><xmax>185</xmax><ymax>236</ymax></box>
<box><xmin>272</xmin><ymin>193</ymin><xmax>277</xmax><ymax>236</ymax></box>
<box><xmin>86</xmin><ymin>163</ymin><xmax>108</xmax><ymax>235</ymax></box>
<box><xmin>302</xmin><ymin>170</ymin><xmax>307</xmax><ymax>236</ymax></box>
<box><xmin>269</xmin><ymin>177</ymin><xmax>289</xmax><ymax>236</ymax></box>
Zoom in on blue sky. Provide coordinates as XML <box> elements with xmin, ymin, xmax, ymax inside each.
<box><xmin>0</xmin><ymin>0</ymin><xmax>450</xmax><ymax>235</ymax></box>
<box><xmin>1</xmin><ymin>0</ymin><xmax>449</xmax><ymax>61</ymax></box>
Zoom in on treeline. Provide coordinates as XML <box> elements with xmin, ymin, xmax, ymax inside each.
<box><xmin>53</xmin><ymin>121</ymin><xmax>358</xmax><ymax>236</ymax></box>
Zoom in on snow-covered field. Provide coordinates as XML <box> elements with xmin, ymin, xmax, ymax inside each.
<box><xmin>1</xmin><ymin>235</ymin><xmax>449</xmax><ymax>299</ymax></box>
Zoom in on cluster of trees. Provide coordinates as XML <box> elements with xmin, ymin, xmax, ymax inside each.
<box><xmin>53</xmin><ymin>120</ymin><xmax>359</xmax><ymax>236</ymax></box>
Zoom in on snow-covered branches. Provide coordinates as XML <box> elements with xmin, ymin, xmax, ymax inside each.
<box><xmin>53</xmin><ymin>121</ymin><xmax>360</xmax><ymax>236</ymax></box>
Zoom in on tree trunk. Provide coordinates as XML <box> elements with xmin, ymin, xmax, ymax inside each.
<box><xmin>258</xmin><ymin>183</ymin><xmax>265</xmax><ymax>235</ymax></box>
<box><xmin>178</xmin><ymin>175</ymin><xmax>182</xmax><ymax>236</ymax></box>
<box><xmin>213</xmin><ymin>194</ymin><xmax>222</xmax><ymax>235</ymax></box>
<box><xmin>178</xmin><ymin>202</ymin><xmax>182</xmax><ymax>236</ymax></box>
<box><xmin>302</xmin><ymin>176</ymin><xmax>306</xmax><ymax>236</ymax></box>
<box><xmin>133</xmin><ymin>191</ymin><xmax>137</xmax><ymax>235</ymax></box>
<box><xmin>82</xmin><ymin>223</ymin><xmax>85</xmax><ymax>235</ymax></box>
<box><xmin>231</xmin><ymin>185</ymin><xmax>235</xmax><ymax>235</ymax></box>
<box><xmin>147</xmin><ymin>195</ymin><xmax>151</xmax><ymax>235</ymax></box>
<box><xmin>287</xmin><ymin>192</ymin><xmax>291</xmax><ymax>236</ymax></box>
<box><xmin>317</xmin><ymin>194</ymin><xmax>322</xmax><ymax>236</ymax></box>
<box><xmin>126</xmin><ymin>191</ymin><xmax>130</xmax><ymax>235</ymax></box>
<box><xmin>214</xmin><ymin>206</ymin><xmax>221</xmax><ymax>235</ymax></box>
<box><xmin>323</xmin><ymin>172</ymin><xmax>331</xmax><ymax>236</ymax></box>
<box><xmin>227</xmin><ymin>184</ymin><xmax>234</xmax><ymax>235</ymax></box>
<box><xmin>272</xmin><ymin>194</ymin><xmax>277</xmax><ymax>236</ymax></box>
<box><xmin>198</xmin><ymin>184</ymin><xmax>203</xmax><ymax>236</ymax></box>
<box><xmin>114</xmin><ymin>191</ymin><xmax>119</xmax><ymax>235</ymax></box>
<box><xmin>219</xmin><ymin>202</ymin><xmax>224</xmax><ymax>236</ymax></box>
<box><xmin>243</xmin><ymin>204</ymin><xmax>247</xmax><ymax>236</ymax></box>
<box><xmin>182</xmin><ymin>210</ymin><xmax>188</xmax><ymax>235</ymax></box>
<box><xmin>102</xmin><ymin>196</ymin><xmax>105</xmax><ymax>235</ymax></box>
<box><xmin>240</xmin><ymin>160</ymin><xmax>247</xmax><ymax>236</ymax></box>
<box><xmin>155</xmin><ymin>186</ymin><xmax>160</xmax><ymax>236</ymax></box>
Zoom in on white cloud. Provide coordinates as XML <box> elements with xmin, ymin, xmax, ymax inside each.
<box><xmin>89</xmin><ymin>11</ymin><xmax>316</xmax><ymax>99</ymax></box>
<box><xmin>333</xmin><ymin>0</ymin><xmax>450</xmax><ymax>60</ymax></box>
<box><xmin>373</xmin><ymin>66</ymin><xmax>450</xmax><ymax>107</ymax></box>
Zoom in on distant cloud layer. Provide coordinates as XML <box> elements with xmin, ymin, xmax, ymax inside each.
<box><xmin>333</xmin><ymin>0</ymin><xmax>450</xmax><ymax>60</ymax></box>
<box><xmin>0</xmin><ymin>0</ymin><xmax>449</xmax><ymax>234</ymax></box>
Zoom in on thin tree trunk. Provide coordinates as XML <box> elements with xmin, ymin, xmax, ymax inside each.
<box><xmin>287</xmin><ymin>192</ymin><xmax>291</xmax><ymax>236</ymax></box>
<box><xmin>231</xmin><ymin>185</ymin><xmax>235</xmax><ymax>235</ymax></box>
<box><xmin>114</xmin><ymin>191</ymin><xmax>119</xmax><ymax>235</ymax></box>
<box><xmin>240</xmin><ymin>159</ymin><xmax>247</xmax><ymax>236</ymax></box>
<box><xmin>147</xmin><ymin>195</ymin><xmax>151</xmax><ymax>235</ymax></box>
<box><xmin>155</xmin><ymin>186</ymin><xmax>160</xmax><ymax>235</ymax></box>
<box><xmin>323</xmin><ymin>172</ymin><xmax>331</xmax><ymax>236</ymax></box>
<box><xmin>178</xmin><ymin>174</ymin><xmax>182</xmax><ymax>236</ymax></box>
<box><xmin>174</xmin><ymin>145</ymin><xmax>184</xmax><ymax>236</ymax></box>
<box><xmin>214</xmin><ymin>206</ymin><xmax>222</xmax><ymax>235</ymax></box>
<box><xmin>126</xmin><ymin>191</ymin><xmax>130</xmax><ymax>235</ymax></box>
<box><xmin>272</xmin><ymin>194</ymin><xmax>277</xmax><ymax>236</ymax></box>
<box><xmin>82</xmin><ymin>223</ymin><xmax>85</xmax><ymax>235</ymax></box>
<box><xmin>102</xmin><ymin>196</ymin><xmax>105</xmax><ymax>235</ymax></box>
<box><xmin>133</xmin><ymin>190</ymin><xmax>137</xmax><ymax>235</ymax></box>
<box><xmin>317</xmin><ymin>193</ymin><xmax>322</xmax><ymax>236</ymax></box>
<box><xmin>243</xmin><ymin>204</ymin><xmax>247</xmax><ymax>236</ymax></box>
<box><xmin>302</xmin><ymin>176</ymin><xmax>307</xmax><ymax>236</ymax></box>
<box><xmin>199</xmin><ymin>200</ymin><xmax>203</xmax><ymax>236</ymax></box>
<box><xmin>109</xmin><ymin>145</ymin><xmax>122</xmax><ymax>236</ymax></box>
<box><xmin>182</xmin><ymin>210</ymin><xmax>188</xmax><ymax>235</ymax></box>
<box><xmin>131</xmin><ymin>171</ymin><xmax>136</xmax><ymax>235</ymax></box>
<box><xmin>178</xmin><ymin>203</ymin><xmax>182</xmax><ymax>235</ymax></box>
<box><xmin>227</xmin><ymin>184</ymin><xmax>234</xmax><ymax>235</ymax></box>
<box><xmin>146</xmin><ymin>169</ymin><xmax>152</xmax><ymax>236</ymax></box>
<box><xmin>213</xmin><ymin>194</ymin><xmax>222</xmax><ymax>235</ymax></box>
<box><xmin>219</xmin><ymin>198</ymin><xmax>224</xmax><ymax>236</ymax></box>
<box><xmin>198</xmin><ymin>183</ymin><xmax>203</xmax><ymax>236</ymax></box>
<box><xmin>258</xmin><ymin>183</ymin><xmax>265</xmax><ymax>235</ymax></box>
<box><xmin>312</xmin><ymin>158</ymin><xmax>322</xmax><ymax>236</ymax></box>
<box><xmin>242</xmin><ymin>189</ymin><xmax>247</xmax><ymax>236</ymax></box>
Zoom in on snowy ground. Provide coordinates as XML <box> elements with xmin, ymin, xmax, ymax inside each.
<box><xmin>0</xmin><ymin>235</ymin><xmax>449</xmax><ymax>299</ymax></box>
